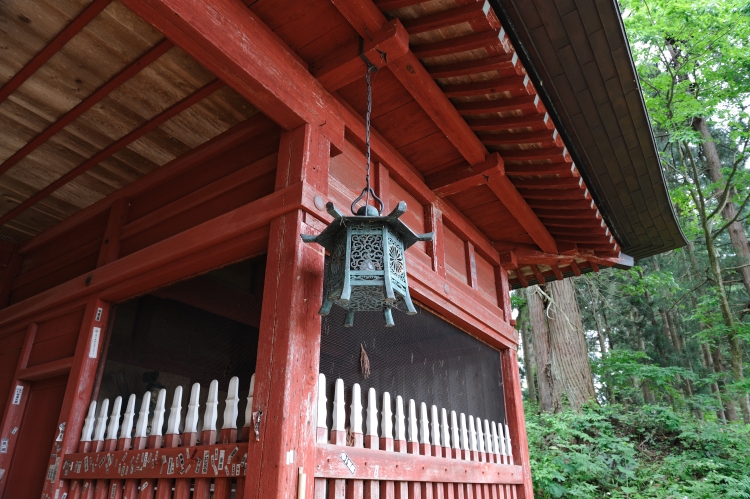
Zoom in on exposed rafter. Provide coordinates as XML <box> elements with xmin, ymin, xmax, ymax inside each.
<box><xmin>486</xmin><ymin>173</ymin><xmax>557</xmax><ymax>254</ymax></box>
<box><xmin>0</xmin><ymin>39</ymin><xmax>174</xmax><ymax>177</ymax></box>
<box><xmin>0</xmin><ymin>80</ymin><xmax>224</xmax><ymax>227</ymax></box>
<box><xmin>0</xmin><ymin>0</ymin><xmax>111</xmax><ymax>104</ymax></box>
<box><xmin>329</xmin><ymin>0</ymin><xmax>488</xmax><ymax>166</ymax></box>
<box><xmin>121</xmin><ymin>0</ymin><xmax>345</xmax><ymax>147</ymax></box>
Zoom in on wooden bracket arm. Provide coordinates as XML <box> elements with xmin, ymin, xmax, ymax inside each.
<box><xmin>312</xmin><ymin>18</ymin><xmax>409</xmax><ymax>92</ymax></box>
<box><xmin>426</xmin><ymin>153</ymin><xmax>504</xmax><ymax>197</ymax></box>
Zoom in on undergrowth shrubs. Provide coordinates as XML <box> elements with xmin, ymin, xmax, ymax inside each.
<box><xmin>527</xmin><ymin>403</ymin><xmax>750</xmax><ymax>498</ymax></box>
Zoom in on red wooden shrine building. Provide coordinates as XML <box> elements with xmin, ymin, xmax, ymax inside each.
<box><xmin>0</xmin><ymin>0</ymin><xmax>684</xmax><ymax>497</ymax></box>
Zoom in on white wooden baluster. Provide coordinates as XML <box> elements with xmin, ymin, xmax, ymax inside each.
<box><xmin>365</xmin><ymin>387</ymin><xmax>378</xmax><ymax>448</ymax></box>
<box><xmin>451</xmin><ymin>411</ymin><xmax>460</xmax><ymax>459</ymax></box>
<box><xmin>497</xmin><ymin>421</ymin><xmax>506</xmax><ymax>464</ymax></box>
<box><xmin>120</xmin><ymin>394</ymin><xmax>136</xmax><ymax>441</ymax></box>
<box><xmin>491</xmin><ymin>421</ymin><xmax>501</xmax><ymax>464</ymax></box>
<box><xmin>151</xmin><ymin>388</ymin><xmax>167</xmax><ymax>439</ymax></box>
<box><xmin>407</xmin><ymin>399</ymin><xmax>418</xmax><ymax>450</ymax></box>
<box><xmin>221</xmin><ymin>376</ymin><xmax>240</xmax><ymax>444</ymax></box>
<box><xmin>476</xmin><ymin>415</ymin><xmax>485</xmax><ymax>459</ymax></box>
<box><xmin>469</xmin><ymin>415</ymin><xmax>478</xmax><ymax>459</ymax></box>
<box><xmin>93</xmin><ymin>398</ymin><xmax>109</xmax><ymax>451</ymax></box>
<box><xmin>381</xmin><ymin>392</ymin><xmax>393</xmax><ymax>441</ymax></box>
<box><xmin>316</xmin><ymin>373</ymin><xmax>327</xmax><ymax>443</ymax></box>
<box><xmin>459</xmin><ymin>413</ymin><xmax>469</xmax><ymax>459</ymax></box>
<box><xmin>81</xmin><ymin>400</ymin><xmax>97</xmax><ymax>444</ymax></box>
<box><xmin>202</xmin><ymin>379</ymin><xmax>219</xmax><ymax>444</ymax></box>
<box><xmin>244</xmin><ymin>374</ymin><xmax>255</xmax><ymax>427</ymax></box>
<box><xmin>484</xmin><ymin>420</ymin><xmax>493</xmax><ymax>463</ymax></box>
<box><xmin>105</xmin><ymin>396</ymin><xmax>122</xmax><ymax>444</ymax></box>
<box><xmin>134</xmin><ymin>392</ymin><xmax>151</xmax><ymax>440</ymax></box>
<box><xmin>440</xmin><ymin>408</ymin><xmax>450</xmax><ymax>458</ymax></box>
<box><xmin>166</xmin><ymin>386</ymin><xmax>183</xmax><ymax>436</ymax></box>
<box><xmin>419</xmin><ymin>402</ymin><xmax>430</xmax><ymax>455</ymax></box>
<box><xmin>184</xmin><ymin>383</ymin><xmax>200</xmax><ymax>436</ymax></box>
<box><xmin>350</xmin><ymin>383</ymin><xmax>363</xmax><ymax>441</ymax></box>
<box><xmin>223</xmin><ymin>376</ymin><xmax>240</xmax><ymax>429</ymax></box>
<box><xmin>332</xmin><ymin>379</ymin><xmax>346</xmax><ymax>444</ymax></box>
<box><xmin>505</xmin><ymin>423</ymin><xmax>513</xmax><ymax>464</ymax></box>
<box><xmin>395</xmin><ymin>395</ymin><xmax>406</xmax><ymax>453</ymax></box>
<box><xmin>430</xmin><ymin>405</ymin><xmax>440</xmax><ymax>456</ymax></box>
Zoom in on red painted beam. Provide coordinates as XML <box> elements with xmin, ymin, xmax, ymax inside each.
<box><xmin>466</xmin><ymin>112</ymin><xmax>552</xmax><ymax>132</ymax></box>
<box><xmin>330</xmin><ymin>0</ymin><xmax>487</xmax><ymax>166</ymax></box>
<box><xmin>526</xmin><ymin>199</ymin><xmax>594</xmax><ymax>211</ymax></box>
<box><xmin>402</xmin><ymin>1</ymin><xmax>491</xmax><ymax>35</ymax></box>
<box><xmin>529</xmin><ymin>264</ymin><xmax>545</xmax><ymax>284</ymax></box>
<box><xmin>453</xmin><ymin>95</ymin><xmax>543</xmax><ymax>112</ymax></box>
<box><xmin>511</xmin><ymin>177</ymin><xmax>584</xmax><ymax>190</ymax></box>
<box><xmin>412</xmin><ymin>30</ymin><xmax>501</xmax><ymax>58</ymax></box>
<box><xmin>500</xmin><ymin>147</ymin><xmax>568</xmax><ymax>162</ymax></box>
<box><xmin>478</xmin><ymin>130</ymin><xmax>562</xmax><ymax>148</ymax></box>
<box><xmin>311</xmin><ymin>19</ymin><xmax>409</xmax><ymax>92</ymax></box>
<box><xmin>19</xmin><ymin>115</ymin><xmax>275</xmax><ymax>255</ymax></box>
<box><xmin>373</xmin><ymin>0</ymin><xmax>426</xmax><ymax>10</ymax></box>
<box><xmin>504</xmin><ymin>162</ymin><xmax>578</xmax><ymax>177</ymax></box>
<box><xmin>486</xmin><ymin>173</ymin><xmax>557</xmax><ymax>253</ymax></box>
<box><xmin>0</xmin><ymin>0</ymin><xmax>111</xmax><ymax>104</ymax></box>
<box><xmin>0</xmin><ymin>39</ymin><xmax>173</xmax><ymax>177</ymax></box>
<box><xmin>120</xmin><ymin>0</ymin><xmax>345</xmax><ymax>147</ymax></box>
<box><xmin>425</xmin><ymin>152</ymin><xmax>503</xmax><ymax>196</ymax></box>
<box><xmin>428</xmin><ymin>55</ymin><xmax>523</xmax><ymax>79</ymax></box>
<box><xmin>0</xmin><ymin>79</ymin><xmax>223</xmax><ymax>227</ymax></box>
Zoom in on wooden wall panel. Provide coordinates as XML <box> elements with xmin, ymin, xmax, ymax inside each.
<box><xmin>118</xmin><ymin>168</ymin><xmax>276</xmax><ymax>257</ymax></box>
<box><xmin>389</xmin><ymin>180</ymin><xmax>431</xmax><ymax>267</ymax></box>
<box><xmin>0</xmin><ymin>328</ymin><xmax>25</xmax><ymax>419</ymax></box>
<box><xmin>443</xmin><ymin>224</ymin><xmax>467</xmax><ymax>284</ymax></box>
<box><xmin>25</xmin><ymin>308</ymin><xmax>85</xmax><ymax>368</ymax></box>
<box><xmin>126</xmin><ymin>126</ymin><xmax>280</xmax><ymax>221</ymax></box>
<box><xmin>10</xmin><ymin>251</ymin><xmax>100</xmax><ymax>304</ymax></box>
<box><xmin>476</xmin><ymin>253</ymin><xmax>498</xmax><ymax>304</ymax></box>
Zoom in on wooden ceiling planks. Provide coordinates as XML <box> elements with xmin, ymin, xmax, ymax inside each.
<box><xmin>0</xmin><ymin>0</ymin><xmax>259</xmax><ymax>242</ymax></box>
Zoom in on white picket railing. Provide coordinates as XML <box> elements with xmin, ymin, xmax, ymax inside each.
<box><xmin>317</xmin><ymin>373</ymin><xmax>513</xmax><ymax>464</ymax></box>
<box><xmin>62</xmin><ymin>375</ymin><xmax>255</xmax><ymax>499</ymax></box>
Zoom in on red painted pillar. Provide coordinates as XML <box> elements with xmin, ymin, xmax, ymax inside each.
<box><xmin>501</xmin><ymin>347</ymin><xmax>534</xmax><ymax>498</ymax></box>
<box><xmin>41</xmin><ymin>296</ymin><xmax>111</xmax><ymax>499</ymax></box>
<box><xmin>244</xmin><ymin>123</ymin><xmax>329</xmax><ymax>499</ymax></box>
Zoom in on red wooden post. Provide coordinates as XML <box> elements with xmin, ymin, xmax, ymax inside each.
<box><xmin>494</xmin><ymin>265</ymin><xmax>511</xmax><ymax>323</ymax></box>
<box><xmin>97</xmin><ymin>198</ymin><xmax>129</xmax><ymax>267</ymax></box>
<box><xmin>40</xmin><ymin>296</ymin><xmax>110</xmax><ymax>499</ymax></box>
<box><xmin>0</xmin><ymin>322</ymin><xmax>35</xmax><ymax>497</ymax></box>
<box><xmin>501</xmin><ymin>348</ymin><xmax>533</xmax><ymax>499</ymax></box>
<box><xmin>244</xmin><ymin>123</ymin><xmax>329</xmax><ymax>499</ymax></box>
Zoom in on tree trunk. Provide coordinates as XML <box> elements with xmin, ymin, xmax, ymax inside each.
<box><xmin>701</xmin><ymin>343</ymin><xmax>727</xmax><ymax>422</ymax></box>
<box><xmin>519</xmin><ymin>315</ymin><xmax>537</xmax><ymax>404</ymax></box>
<box><xmin>546</xmin><ymin>279</ymin><xmax>597</xmax><ymax>411</ymax></box>
<box><xmin>712</xmin><ymin>346</ymin><xmax>740</xmax><ymax>422</ymax></box>
<box><xmin>637</xmin><ymin>328</ymin><xmax>656</xmax><ymax>404</ymax></box>
<box><xmin>693</xmin><ymin>118</ymin><xmax>750</xmax><ymax>303</ymax></box>
<box><xmin>527</xmin><ymin>286</ymin><xmax>554</xmax><ymax>412</ymax></box>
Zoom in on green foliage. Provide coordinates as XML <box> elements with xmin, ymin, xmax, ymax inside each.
<box><xmin>528</xmin><ymin>403</ymin><xmax>750</xmax><ymax>498</ymax></box>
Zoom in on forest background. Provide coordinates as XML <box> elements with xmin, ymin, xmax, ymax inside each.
<box><xmin>519</xmin><ymin>1</ymin><xmax>750</xmax><ymax>497</ymax></box>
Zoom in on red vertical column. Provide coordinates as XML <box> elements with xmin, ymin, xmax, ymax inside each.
<box><xmin>243</xmin><ymin>123</ymin><xmax>329</xmax><ymax>499</ymax></box>
<box><xmin>41</xmin><ymin>296</ymin><xmax>111</xmax><ymax>499</ymax></box>
<box><xmin>500</xmin><ymin>348</ymin><xmax>533</xmax><ymax>499</ymax></box>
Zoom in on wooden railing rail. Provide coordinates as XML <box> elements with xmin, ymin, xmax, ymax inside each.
<box><xmin>314</xmin><ymin>374</ymin><xmax>521</xmax><ymax>498</ymax></box>
<box><xmin>60</xmin><ymin>375</ymin><xmax>255</xmax><ymax>499</ymax></box>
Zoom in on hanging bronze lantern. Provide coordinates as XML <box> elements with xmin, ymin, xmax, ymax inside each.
<box><xmin>301</xmin><ymin>61</ymin><xmax>434</xmax><ymax>327</ymax></box>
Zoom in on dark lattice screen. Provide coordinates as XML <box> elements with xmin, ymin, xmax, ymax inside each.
<box><xmin>95</xmin><ymin>256</ymin><xmax>266</xmax><ymax>433</ymax></box>
<box><xmin>319</xmin><ymin>303</ymin><xmax>506</xmax><ymax>431</ymax></box>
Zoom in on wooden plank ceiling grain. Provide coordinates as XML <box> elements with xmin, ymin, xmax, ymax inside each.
<box><xmin>0</xmin><ymin>0</ymin><xmax>258</xmax><ymax>242</ymax></box>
